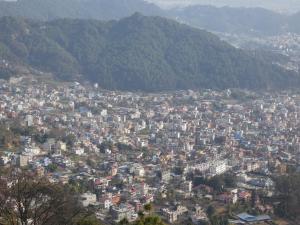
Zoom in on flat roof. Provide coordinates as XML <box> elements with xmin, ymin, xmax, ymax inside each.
<box><xmin>237</xmin><ymin>213</ymin><xmax>271</xmax><ymax>222</ymax></box>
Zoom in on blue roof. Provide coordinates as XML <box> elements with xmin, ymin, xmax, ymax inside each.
<box><xmin>256</xmin><ymin>215</ymin><xmax>271</xmax><ymax>221</ymax></box>
<box><xmin>237</xmin><ymin>213</ymin><xmax>256</xmax><ymax>222</ymax></box>
<box><xmin>237</xmin><ymin>213</ymin><xmax>271</xmax><ymax>222</ymax></box>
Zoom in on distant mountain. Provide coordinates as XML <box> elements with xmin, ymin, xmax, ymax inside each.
<box><xmin>0</xmin><ymin>14</ymin><xmax>299</xmax><ymax>91</ymax></box>
<box><xmin>0</xmin><ymin>0</ymin><xmax>299</xmax><ymax>36</ymax></box>
<box><xmin>0</xmin><ymin>0</ymin><xmax>163</xmax><ymax>20</ymax></box>
<box><xmin>149</xmin><ymin>0</ymin><xmax>300</xmax><ymax>14</ymax></box>
<box><xmin>167</xmin><ymin>6</ymin><xmax>288</xmax><ymax>36</ymax></box>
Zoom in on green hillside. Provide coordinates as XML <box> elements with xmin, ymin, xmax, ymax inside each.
<box><xmin>0</xmin><ymin>14</ymin><xmax>299</xmax><ymax>91</ymax></box>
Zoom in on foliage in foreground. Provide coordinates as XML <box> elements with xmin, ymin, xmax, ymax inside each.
<box><xmin>0</xmin><ymin>170</ymin><xmax>87</xmax><ymax>225</ymax></box>
<box><xmin>274</xmin><ymin>172</ymin><xmax>300</xmax><ymax>221</ymax></box>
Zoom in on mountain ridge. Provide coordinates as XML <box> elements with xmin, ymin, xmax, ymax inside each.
<box><xmin>167</xmin><ymin>5</ymin><xmax>288</xmax><ymax>35</ymax></box>
<box><xmin>0</xmin><ymin>0</ymin><xmax>163</xmax><ymax>21</ymax></box>
<box><xmin>0</xmin><ymin>14</ymin><xmax>299</xmax><ymax>91</ymax></box>
<box><xmin>0</xmin><ymin>0</ymin><xmax>299</xmax><ymax>35</ymax></box>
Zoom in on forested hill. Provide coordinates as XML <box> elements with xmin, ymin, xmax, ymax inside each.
<box><xmin>0</xmin><ymin>14</ymin><xmax>299</xmax><ymax>91</ymax></box>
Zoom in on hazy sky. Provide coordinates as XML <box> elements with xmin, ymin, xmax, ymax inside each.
<box><xmin>146</xmin><ymin>0</ymin><xmax>300</xmax><ymax>13</ymax></box>
<box><xmin>1</xmin><ymin>0</ymin><xmax>300</xmax><ymax>13</ymax></box>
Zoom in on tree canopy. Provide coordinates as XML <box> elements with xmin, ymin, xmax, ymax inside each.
<box><xmin>274</xmin><ymin>173</ymin><xmax>300</xmax><ymax>221</ymax></box>
<box><xmin>0</xmin><ymin>15</ymin><xmax>299</xmax><ymax>91</ymax></box>
<box><xmin>0</xmin><ymin>170</ymin><xmax>86</xmax><ymax>225</ymax></box>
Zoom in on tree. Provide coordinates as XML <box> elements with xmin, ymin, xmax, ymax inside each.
<box><xmin>144</xmin><ymin>203</ymin><xmax>153</xmax><ymax>213</ymax></box>
<box><xmin>209</xmin><ymin>215</ymin><xmax>228</xmax><ymax>225</ymax></box>
<box><xmin>0</xmin><ymin>170</ymin><xmax>84</xmax><ymax>225</ymax></box>
<box><xmin>128</xmin><ymin>204</ymin><xmax>166</xmax><ymax>225</ymax></box>
<box><xmin>206</xmin><ymin>205</ymin><xmax>215</xmax><ymax>219</ymax></box>
<box><xmin>251</xmin><ymin>190</ymin><xmax>258</xmax><ymax>208</ymax></box>
<box><xmin>133</xmin><ymin>215</ymin><xmax>166</xmax><ymax>225</ymax></box>
<box><xmin>119</xmin><ymin>218</ymin><xmax>129</xmax><ymax>225</ymax></box>
<box><xmin>76</xmin><ymin>216</ymin><xmax>103</xmax><ymax>225</ymax></box>
<box><xmin>193</xmin><ymin>176</ymin><xmax>206</xmax><ymax>186</ymax></box>
<box><xmin>47</xmin><ymin>163</ymin><xmax>58</xmax><ymax>172</ymax></box>
<box><xmin>86</xmin><ymin>157</ymin><xmax>97</xmax><ymax>168</ymax></box>
<box><xmin>208</xmin><ymin>175</ymin><xmax>225</xmax><ymax>193</ymax></box>
<box><xmin>223</xmin><ymin>173</ymin><xmax>236</xmax><ymax>188</ymax></box>
<box><xmin>220</xmin><ymin>216</ymin><xmax>229</xmax><ymax>225</ymax></box>
<box><xmin>138</xmin><ymin>211</ymin><xmax>145</xmax><ymax>220</ymax></box>
<box><xmin>274</xmin><ymin>173</ymin><xmax>300</xmax><ymax>220</ymax></box>
<box><xmin>99</xmin><ymin>141</ymin><xmax>113</xmax><ymax>153</ymax></box>
<box><xmin>173</xmin><ymin>166</ymin><xmax>184</xmax><ymax>175</ymax></box>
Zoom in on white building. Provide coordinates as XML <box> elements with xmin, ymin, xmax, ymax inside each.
<box><xmin>181</xmin><ymin>181</ymin><xmax>192</xmax><ymax>193</ymax></box>
<box><xmin>210</xmin><ymin>160</ymin><xmax>227</xmax><ymax>175</ymax></box>
<box><xmin>81</xmin><ymin>192</ymin><xmax>97</xmax><ymax>207</ymax></box>
<box><xmin>75</xmin><ymin>148</ymin><xmax>85</xmax><ymax>155</ymax></box>
<box><xmin>131</xmin><ymin>163</ymin><xmax>145</xmax><ymax>177</ymax></box>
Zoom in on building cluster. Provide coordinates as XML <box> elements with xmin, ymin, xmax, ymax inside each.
<box><xmin>0</xmin><ymin>76</ymin><xmax>299</xmax><ymax>224</ymax></box>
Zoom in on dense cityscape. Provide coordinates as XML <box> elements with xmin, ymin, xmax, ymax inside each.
<box><xmin>0</xmin><ymin>0</ymin><xmax>300</xmax><ymax>225</ymax></box>
<box><xmin>0</xmin><ymin>76</ymin><xmax>299</xmax><ymax>224</ymax></box>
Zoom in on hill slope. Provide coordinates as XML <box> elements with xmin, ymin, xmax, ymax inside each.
<box><xmin>0</xmin><ymin>14</ymin><xmax>299</xmax><ymax>91</ymax></box>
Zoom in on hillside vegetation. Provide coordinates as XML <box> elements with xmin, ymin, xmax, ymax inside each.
<box><xmin>0</xmin><ymin>14</ymin><xmax>299</xmax><ymax>91</ymax></box>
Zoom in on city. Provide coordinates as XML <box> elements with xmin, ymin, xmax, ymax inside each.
<box><xmin>0</xmin><ymin>75</ymin><xmax>299</xmax><ymax>224</ymax></box>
